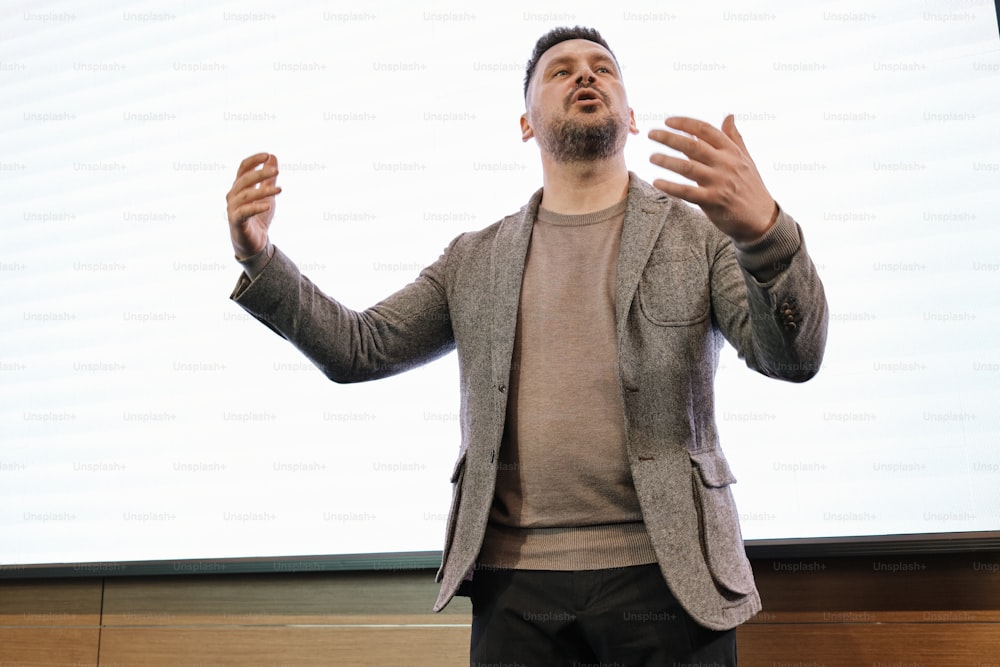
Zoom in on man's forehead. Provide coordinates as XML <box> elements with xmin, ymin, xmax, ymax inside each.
<box><xmin>537</xmin><ymin>38</ymin><xmax>616</xmax><ymax>66</ymax></box>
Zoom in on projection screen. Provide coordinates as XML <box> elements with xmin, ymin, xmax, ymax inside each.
<box><xmin>2</xmin><ymin>0</ymin><xmax>999</xmax><ymax>576</ymax></box>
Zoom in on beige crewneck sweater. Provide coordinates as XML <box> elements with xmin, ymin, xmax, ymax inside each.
<box><xmin>478</xmin><ymin>198</ymin><xmax>658</xmax><ymax>570</ymax></box>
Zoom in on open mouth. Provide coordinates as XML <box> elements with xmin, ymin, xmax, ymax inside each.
<box><xmin>572</xmin><ymin>89</ymin><xmax>603</xmax><ymax>105</ymax></box>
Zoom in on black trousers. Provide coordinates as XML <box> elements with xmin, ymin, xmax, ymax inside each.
<box><xmin>469</xmin><ymin>564</ymin><xmax>737</xmax><ymax>667</ymax></box>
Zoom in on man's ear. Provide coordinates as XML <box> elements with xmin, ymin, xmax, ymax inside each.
<box><xmin>628</xmin><ymin>107</ymin><xmax>639</xmax><ymax>135</ymax></box>
<box><xmin>520</xmin><ymin>113</ymin><xmax>534</xmax><ymax>142</ymax></box>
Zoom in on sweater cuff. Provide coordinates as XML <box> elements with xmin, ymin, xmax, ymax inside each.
<box><xmin>236</xmin><ymin>241</ymin><xmax>274</xmax><ymax>281</ymax></box>
<box><xmin>733</xmin><ymin>206</ymin><xmax>801</xmax><ymax>282</ymax></box>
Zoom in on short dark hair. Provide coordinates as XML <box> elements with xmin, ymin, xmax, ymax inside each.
<box><xmin>523</xmin><ymin>26</ymin><xmax>619</xmax><ymax>98</ymax></box>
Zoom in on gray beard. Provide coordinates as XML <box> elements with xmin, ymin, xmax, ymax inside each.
<box><xmin>538</xmin><ymin>114</ymin><xmax>627</xmax><ymax>163</ymax></box>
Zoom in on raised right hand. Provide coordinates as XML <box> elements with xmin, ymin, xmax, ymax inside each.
<box><xmin>226</xmin><ymin>153</ymin><xmax>281</xmax><ymax>260</ymax></box>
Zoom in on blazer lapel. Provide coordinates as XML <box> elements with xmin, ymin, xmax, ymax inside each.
<box><xmin>616</xmin><ymin>174</ymin><xmax>674</xmax><ymax>339</ymax></box>
<box><xmin>490</xmin><ymin>188</ymin><xmax>541</xmax><ymax>389</ymax></box>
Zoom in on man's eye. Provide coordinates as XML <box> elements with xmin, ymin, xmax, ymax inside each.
<box><xmin>554</xmin><ymin>70</ymin><xmax>568</xmax><ymax>77</ymax></box>
<box><xmin>597</xmin><ymin>66</ymin><xmax>612</xmax><ymax>74</ymax></box>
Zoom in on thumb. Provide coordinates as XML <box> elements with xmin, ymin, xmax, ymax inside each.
<box><xmin>262</xmin><ymin>153</ymin><xmax>279</xmax><ymax>186</ymax></box>
<box><xmin>722</xmin><ymin>114</ymin><xmax>748</xmax><ymax>153</ymax></box>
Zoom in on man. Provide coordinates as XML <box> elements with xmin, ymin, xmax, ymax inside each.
<box><xmin>226</xmin><ymin>26</ymin><xmax>827</xmax><ymax>666</ymax></box>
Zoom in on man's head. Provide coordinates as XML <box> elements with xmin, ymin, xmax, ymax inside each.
<box><xmin>521</xmin><ymin>26</ymin><xmax>638</xmax><ymax>163</ymax></box>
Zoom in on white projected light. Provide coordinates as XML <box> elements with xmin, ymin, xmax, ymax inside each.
<box><xmin>1</xmin><ymin>1</ymin><xmax>999</xmax><ymax>572</ymax></box>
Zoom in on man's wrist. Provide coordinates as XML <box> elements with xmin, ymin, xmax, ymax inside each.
<box><xmin>732</xmin><ymin>205</ymin><xmax>801</xmax><ymax>281</ymax></box>
<box><xmin>237</xmin><ymin>241</ymin><xmax>274</xmax><ymax>280</ymax></box>
<box><xmin>732</xmin><ymin>201</ymin><xmax>779</xmax><ymax>244</ymax></box>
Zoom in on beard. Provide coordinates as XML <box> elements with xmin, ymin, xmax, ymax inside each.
<box><xmin>534</xmin><ymin>103</ymin><xmax>629</xmax><ymax>163</ymax></box>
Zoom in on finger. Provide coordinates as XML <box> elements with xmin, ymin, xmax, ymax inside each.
<box><xmin>235</xmin><ymin>153</ymin><xmax>272</xmax><ymax>179</ymax></box>
<box><xmin>650</xmin><ymin>178</ymin><xmax>711</xmax><ymax>206</ymax></box>
<box><xmin>649</xmin><ymin>152</ymin><xmax>713</xmax><ymax>184</ymax></box>
<box><xmin>230</xmin><ymin>201</ymin><xmax>272</xmax><ymax>225</ymax></box>
<box><xmin>259</xmin><ymin>154</ymin><xmax>279</xmax><ymax>187</ymax></box>
<box><xmin>664</xmin><ymin>116</ymin><xmax>730</xmax><ymax>150</ymax></box>
<box><xmin>226</xmin><ymin>188</ymin><xmax>280</xmax><ymax>225</ymax></box>
<box><xmin>648</xmin><ymin>128</ymin><xmax>717</xmax><ymax>165</ymax></box>
<box><xmin>228</xmin><ymin>164</ymin><xmax>280</xmax><ymax>199</ymax></box>
<box><xmin>228</xmin><ymin>184</ymin><xmax>281</xmax><ymax>210</ymax></box>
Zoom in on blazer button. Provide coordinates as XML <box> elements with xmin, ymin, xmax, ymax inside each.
<box><xmin>498</xmin><ymin>384</ymin><xmax>506</xmax><ymax>393</ymax></box>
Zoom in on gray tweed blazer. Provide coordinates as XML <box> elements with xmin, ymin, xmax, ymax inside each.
<box><xmin>231</xmin><ymin>174</ymin><xmax>828</xmax><ymax>631</ymax></box>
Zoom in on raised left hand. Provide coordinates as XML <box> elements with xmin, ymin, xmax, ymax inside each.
<box><xmin>649</xmin><ymin>115</ymin><xmax>777</xmax><ymax>243</ymax></box>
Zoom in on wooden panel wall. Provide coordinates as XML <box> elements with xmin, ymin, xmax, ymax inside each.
<box><xmin>0</xmin><ymin>578</ymin><xmax>102</xmax><ymax>666</ymax></box>
<box><xmin>740</xmin><ymin>551</ymin><xmax>1000</xmax><ymax>665</ymax></box>
<box><xmin>1</xmin><ymin>552</ymin><xmax>998</xmax><ymax>666</ymax></box>
<box><xmin>98</xmin><ymin>571</ymin><xmax>472</xmax><ymax>666</ymax></box>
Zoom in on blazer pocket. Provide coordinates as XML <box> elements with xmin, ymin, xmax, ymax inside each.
<box><xmin>638</xmin><ymin>247</ymin><xmax>710</xmax><ymax>326</ymax></box>
<box><xmin>436</xmin><ymin>452</ymin><xmax>467</xmax><ymax>582</ymax></box>
<box><xmin>689</xmin><ymin>449</ymin><xmax>756</xmax><ymax>596</ymax></box>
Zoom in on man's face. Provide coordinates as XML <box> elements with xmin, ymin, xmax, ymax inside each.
<box><xmin>522</xmin><ymin>39</ymin><xmax>638</xmax><ymax>163</ymax></box>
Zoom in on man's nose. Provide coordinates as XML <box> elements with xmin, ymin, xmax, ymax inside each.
<box><xmin>576</xmin><ymin>69</ymin><xmax>596</xmax><ymax>84</ymax></box>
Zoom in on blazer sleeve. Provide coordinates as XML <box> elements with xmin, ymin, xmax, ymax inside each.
<box><xmin>709</xmin><ymin>208</ymin><xmax>829</xmax><ymax>382</ymax></box>
<box><xmin>230</xmin><ymin>242</ymin><xmax>457</xmax><ymax>383</ymax></box>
